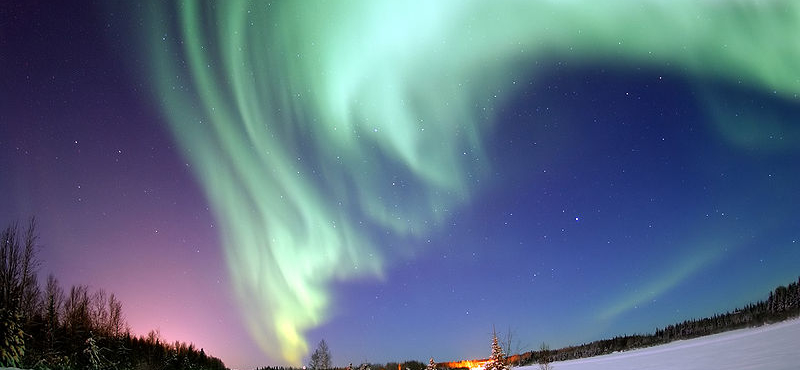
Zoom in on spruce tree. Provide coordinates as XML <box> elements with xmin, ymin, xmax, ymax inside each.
<box><xmin>485</xmin><ymin>333</ymin><xmax>508</xmax><ymax>370</ymax></box>
<box><xmin>426</xmin><ymin>357</ymin><xmax>437</xmax><ymax>370</ymax></box>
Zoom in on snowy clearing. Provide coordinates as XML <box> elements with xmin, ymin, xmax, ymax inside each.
<box><xmin>517</xmin><ymin>319</ymin><xmax>800</xmax><ymax>370</ymax></box>
<box><xmin>3</xmin><ymin>320</ymin><xmax>799</xmax><ymax>370</ymax></box>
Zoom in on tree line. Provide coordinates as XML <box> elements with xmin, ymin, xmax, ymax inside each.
<box><xmin>256</xmin><ymin>360</ymin><xmax>428</xmax><ymax>370</ymax></box>
<box><xmin>1</xmin><ymin>219</ymin><xmax>227</xmax><ymax>369</ymax></box>
<box><xmin>257</xmin><ymin>277</ymin><xmax>800</xmax><ymax>370</ymax></box>
<box><xmin>514</xmin><ymin>276</ymin><xmax>800</xmax><ymax>365</ymax></box>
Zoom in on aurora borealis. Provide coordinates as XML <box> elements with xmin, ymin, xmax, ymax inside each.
<box><xmin>2</xmin><ymin>0</ymin><xmax>799</xmax><ymax>369</ymax></box>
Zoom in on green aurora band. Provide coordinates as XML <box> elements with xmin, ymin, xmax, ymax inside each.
<box><xmin>136</xmin><ymin>0</ymin><xmax>800</xmax><ymax>364</ymax></box>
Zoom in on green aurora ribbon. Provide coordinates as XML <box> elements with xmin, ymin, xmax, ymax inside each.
<box><xmin>134</xmin><ymin>0</ymin><xmax>799</xmax><ymax>363</ymax></box>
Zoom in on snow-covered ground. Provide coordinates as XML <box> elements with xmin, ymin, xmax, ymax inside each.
<box><xmin>3</xmin><ymin>319</ymin><xmax>799</xmax><ymax>370</ymax></box>
<box><xmin>517</xmin><ymin>319</ymin><xmax>800</xmax><ymax>370</ymax></box>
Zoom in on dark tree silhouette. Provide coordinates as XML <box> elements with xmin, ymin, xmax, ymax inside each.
<box><xmin>309</xmin><ymin>339</ymin><xmax>333</xmax><ymax>369</ymax></box>
<box><xmin>1</xmin><ymin>220</ymin><xmax>228</xmax><ymax>369</ymax></box>
<box><xmin>518</xmin><ymin>277</ymin><xmax>800</xmax><ymax>366</ymax></box>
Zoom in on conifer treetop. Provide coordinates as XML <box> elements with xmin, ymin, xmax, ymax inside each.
<box><xmin>485</xmin><ymin>333</ymin><xmax>509</xmax><ymax>370</ymax></box>
<box><xmin>426</xmin><ymin>357</ymin><xmax>437</xmax><ymax>370</ymax></box>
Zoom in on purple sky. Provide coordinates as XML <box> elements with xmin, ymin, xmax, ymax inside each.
<box><xmin>2</xmin><ymin>1</ymin><xmax>799</xmax><ymax>369</ymax></box>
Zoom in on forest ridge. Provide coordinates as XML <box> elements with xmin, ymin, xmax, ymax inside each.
<box><xmin>2</xmin><ymin>219</ymin><xmax>799</xmax><ymax>369</ymax></box>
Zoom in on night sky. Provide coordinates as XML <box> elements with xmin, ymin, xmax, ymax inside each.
<box><xmin>2</xmin><ymin>1</ymin><xmax>799</xmax><ymax>369</ymax></box>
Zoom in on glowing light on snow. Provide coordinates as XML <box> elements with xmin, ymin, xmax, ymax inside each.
<box><xmin>440</xmin><ymin>359</ymin><xmax>489</xmax><ymax>370</ymax></box>
<box><xmin>132</xmin><ymin>0</ymin><xmax>800</xmax><ymax>364</ymax></box>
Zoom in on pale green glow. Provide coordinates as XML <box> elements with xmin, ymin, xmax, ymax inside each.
<box><xmin>137</xmin><ymin>0</ymin><xmax>799</xmax><ymax>363</ymax></box>
<box><xmin>598</xmin><ymin>241</ymin><xmax>728</xmax><ymax>321</ymax></box>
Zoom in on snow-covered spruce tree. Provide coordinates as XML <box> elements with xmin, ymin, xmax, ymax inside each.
<box><xmin>84</xmin><ymin>335</ymin><xmax>102</xmax><ymax>369</ymax></box>
<box><xmin>0</xmin><ymin>307</ymin><xmax>25</xmax><ymax>367</ymax></box>
<box><xmin>426</xmin><ymin>357</ymin><xmax>437</xmax><ymax>370</ymax></box>
<box><xmin>308</xmin><ymin>339</ymin><xmax>332</xmax><ymax>369</ymax></box>
<box><xmin>485</xmin><ymin>333</ymin><xmax>508</xmax><ymax>370</ymax></box>
<box><xmin>1</xmin><ymin>220</ymin><xmax>40</xmax><ymax>368</ymax></box>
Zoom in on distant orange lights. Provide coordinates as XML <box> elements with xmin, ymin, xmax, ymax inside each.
<box><xmin>437</xmin><ymin>359</ymin><xmax>489</xmax><ymax>370</ymax></box>
<box><xmin>438</xmin><ymin>354</ymin><xmax>522</xmax><ymax>370</ymax></box>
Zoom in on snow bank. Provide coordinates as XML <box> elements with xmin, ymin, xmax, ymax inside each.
<box><xmin>517</xmin><ymin>319</ymin><xmax>800</xmax><ymax>370</ymax></box>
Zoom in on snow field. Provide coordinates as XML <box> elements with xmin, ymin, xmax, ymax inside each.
<box><xmin>516</xmin><ymin>319</ymin><xmax>800</xmax><ymax>370</ymax></box>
